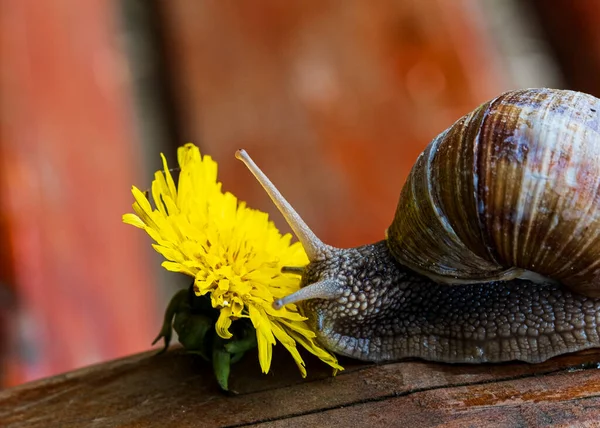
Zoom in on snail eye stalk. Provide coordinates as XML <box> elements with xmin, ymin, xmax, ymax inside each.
<box><xmin>272</xmin><ymin>279</ymin><xmax>341</xmax><ymax>310</ymax></box>
<box><xmin>235</xmin><ymin>150</ymin><xmax>334</xmax><ymax>262</ymax></box>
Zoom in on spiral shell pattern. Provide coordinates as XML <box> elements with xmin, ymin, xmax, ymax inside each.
<box><xmin>387</xmin><ymin>88</ymin><xmax>600</xmax><ymax>297</ymax></box>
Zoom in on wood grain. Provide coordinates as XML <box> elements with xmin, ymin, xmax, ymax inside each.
<box><xmin>2</xmin><ymin>346</ymin><xmax>600</xmax><ymax>427</ymax></box>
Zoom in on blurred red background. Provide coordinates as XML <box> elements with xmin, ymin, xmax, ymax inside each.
<box><xmin>0</xmin><ymin>0</ymin><xmax>598</xmax><ymax>387</ymax></box>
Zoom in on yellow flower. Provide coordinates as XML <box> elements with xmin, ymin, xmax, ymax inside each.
<box><xmin>123</xmin><ymin>143</ymin><xmax>342</xmax><ymax>376</ymax></box>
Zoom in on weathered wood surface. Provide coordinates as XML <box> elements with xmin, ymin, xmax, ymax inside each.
<box><xmin>2</xmin><ymin>346</ymin><xmax>600</xmax><ymax>427</ymax></box>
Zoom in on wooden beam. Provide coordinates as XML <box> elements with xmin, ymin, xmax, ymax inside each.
<box><xmin>1</xmin><ymin>347</ymin><xmax>600</xmax><ymax>426</ymax></box>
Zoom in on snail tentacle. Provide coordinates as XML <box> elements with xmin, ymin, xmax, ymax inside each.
<box><xmin>235</xmin><ymin>149</ymin><xmax>334</xmax><ymax>262</ymax></box>
<box><xmin>272</xmin><ymin>278</ymin><xmax>341</xmax><ymax>310</ymax></box>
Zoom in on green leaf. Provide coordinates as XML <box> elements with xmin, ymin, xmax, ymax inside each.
<box><xmin>224</xmin><ymin>321</ymin><xmax>257</xmax><ymax>354</ymax></box>
<box><xmin>212</xmin><ymin>338</ymin><xmax>231</xmax><ymax>391</ymax></box>
<box><xmin>174</xmin><ymin>312</ymin><xmax>213</xmax><ymax>360</ymax></box>
<box><xmin>152</xmin><ymin>289</ymin><xmax>190</xmax><ymax>353</ymax></box>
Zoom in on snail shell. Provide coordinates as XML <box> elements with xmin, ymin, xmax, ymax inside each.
<box><xmin>388</xmin><ymin>88</ymin><xmax>600</xmax><ymax>297</ymax></box>
<box><xmin>236</xmin><ymin>88</ymin><xmax>600</xmax><ymax>364</ymax></box>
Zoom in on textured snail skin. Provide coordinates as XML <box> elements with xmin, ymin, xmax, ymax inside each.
<box><xmin>238</xmin><ymin>88</ymin><xmax>600</xmax><ymax>363</ymax></box>
<box><xmin>302</xmin><ymin>241</ymin><xmax>600</xmax><ymax>363</ymax></box>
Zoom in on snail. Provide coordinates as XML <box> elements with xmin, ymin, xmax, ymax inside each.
<box><xmin>235</xmin><ymin>88</ymin><xmax>600</xmax><ymax>364</ymax></box>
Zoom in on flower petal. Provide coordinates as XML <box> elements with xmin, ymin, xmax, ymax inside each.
<box><xmin>215</xmin><ymin>306</ymin><xmax>233</xmax><ymax>339</ymax></box>
<box><xmin>123</xmin><ymin>143</ymin><xmax>343</xmax><ymax>377</ymax></box>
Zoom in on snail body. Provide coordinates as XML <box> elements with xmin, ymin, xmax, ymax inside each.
<box><xmin>236</xmin><ymin>88</ymin><xmax>600</xmax><ymax>364</ymax></box>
